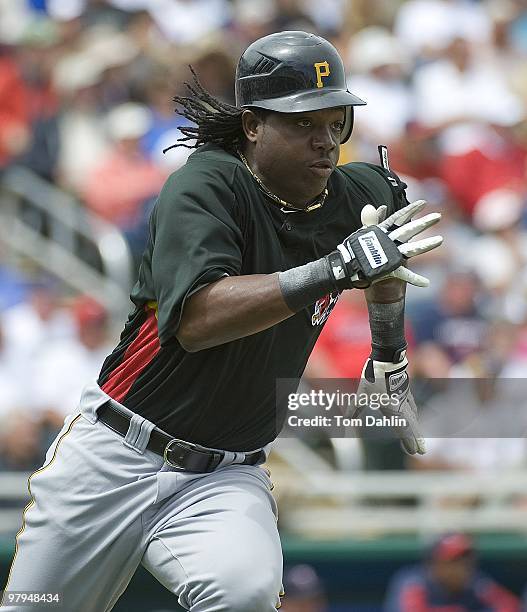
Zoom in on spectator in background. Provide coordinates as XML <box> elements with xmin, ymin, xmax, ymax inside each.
<box><xmin>124</xmin><ymin>10</ymin><xmax>176</xmax><ymax>98</ymax></box>
<box><xmin>347</xmin><ymin>26</ymin><xmax>413</xmax><ymax>157</ymax></box>
<box><xmin>54</xmin><ymin>25</ymin><xmax>140</xmax><ymax>192</ymax></box>
<box><xmin>301</xmin><ymin>0</ymin><xmax>345</xmax><ymax>36</ymax></box>
<box><xmin>0</xmin><ymin>412</ymin><xmax>44</xmax><ymax>472</ymax></box>
<box><xmin>13</xmin><ymin>18</ymin><xmax>62</xmax><ymax>181</ymax></box>
<box><xmin>411</xmin><ymin>321</ymin><xmax>527</xmax><ymax>474</ymax></box>
<box><xmin>394</xmin><ymin>0</ymin><xmax>492</xmax><ymax>60</ymax></box>
<box><xmin>0</xmin><ymin>255</ymin><xmax>29</xmax><ymax>310</ymax></box>
<box><xmin>0</xmin><ymin>0</ymin><xmax>36</xmax><ymax>44</ymax></box>
<box><xmin>384</xmin><ymin>533</ymin><xmax>521</xmax><ymax>612</ymax></box>
<box><xmin>146</xmin><ymin>0</ymin><xmax>232</xmax><ymax>45</ymax></box>
<box><xmin>230</xmin><ymin>0</ymin><xmax>279</xmax><ymax>43</ymax></box>
<box><xmin>407</xmin><ymin>270</ymin><xmax>487</xmax><ymax>366</ymax></box>
<box><xmin>510</xmin><ymin>1</ymin><xmax>527</xmax><ymax>56</ymax></box>
<box><xmin>81</xmin><ymin>101</ymin><xmax>166</xmax><ymax>228</ymax></box>
<box><xmin>0</xmin><ymin>47</ymin><xmax>31</xmax><ymax>170</ymax></box>
<box><xmin>85</xmin><ymin>27</ymin><xmax>140</xmax><ymax>111</ymax></box>
<box><xmin>122</xmin><ymin>194</ymin><xmax>157</xmax><ymax>271</ymax></box>
<box><xmin>0</xmin><ymin>315</ymin><xmax>25</xmax><ymax>420</ymax></box>
<box><xmin>411</xmin><ymin>28</ymin><xmax>525</xmax><ymax>218</ymax></box>
<box><xmin>30</xmin><ymin>295</ymin><xmax>114</xmax><ymax>428</ymax></box>
<box><xmin>141</xmin><ymin>69</ymin><xmax>193</xmax><ymax>172</ymax></box>
<box><xmin>2</xmin><ymin>277</ymin><xmax>75</xmax><ymax>370</ymax></box>
<box><xmin>487</xmin><ymin>0</ymin><xmax>527</xmax><ymax>77</ymax></box>
<box><xmin>467</xmin><ymin>188</ymin><xmax>527</xmax><ymax>320</ymax></box>
<box><xmin>183</xmin><ymin>37</ymin><xmax>238</xmax><ymax>104</ymax></box>
<box><xmin>386</xmin><ymin>121</ymin><xmax>442</xmax><ymax>184</ymax></box>
<box><xmin>266</xmin><ymin>0</ymin><xmax>317</xmax><ymax>33</ymax></box>
<box><xmin>280</xmin><ymin>564</ymin><xmax>328</xmax><ymax>612</ymax></box>
<box><xmin>438</xmin><ymin>117</ymin><xmax>527</xmax><ymax>220</ymax></box>
<box><xmin>54</xmin><ymin>45</ymin><xmax>111</xmax><ymax>192</ymax></box>
<box><xmin>77</xmin><ymin>1</ymin><xmax>133</xmax><ymax>35</ymax></box>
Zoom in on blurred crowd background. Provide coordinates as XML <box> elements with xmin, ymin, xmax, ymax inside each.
<box><xmin>0</xmin><ymin>0</ymin><xmax>527</xmax><ymax>608</ymax></box>
<box><xmin>1</xmin><ymin>0</ymin><xmax>526</xmax><ymax>472</ymax></box>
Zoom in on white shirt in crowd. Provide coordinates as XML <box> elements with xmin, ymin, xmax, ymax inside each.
<box><xmin>413</xmin><ymin>58</ymin><xmax>525</xmax><ymax>155</ymax></box>
<box><xmin>349</xmin><ymin>74</ymin><xmax>413</xmax><ymax>143</ymax></box>
<box><xmin>30</xmin><ymin>337</ymin><xmax>113</xmax><ymax>417</ymax></box>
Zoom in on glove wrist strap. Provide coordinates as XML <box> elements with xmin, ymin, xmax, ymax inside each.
<box><xmin>371</xmin><ymin>343</ymin><xmax>407</xmax><ymax>363</ymax></box>
<box><xmin>326</xmin><ymin>251</ymin><xmax>355</xmax><ymax>291</ymax></box>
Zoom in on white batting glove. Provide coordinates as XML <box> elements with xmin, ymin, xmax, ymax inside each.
<box><xmin>356</xmin><ymin>355</ymin><xmax>426</xmax><ymax>455</ymax></box>
<box><xmin>327</xmin><ymin>200</ymin><xmax>442</xmax><ymax>292</ymax></box>
<box><xmin>360</xmin><ymin>200</ymin><xmax>442</xmax><ymax>288</ymax></box>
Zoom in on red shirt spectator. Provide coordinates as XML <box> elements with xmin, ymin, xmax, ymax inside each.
<box><xmin>81</xmin><ymin>103</ymin><xmax>166</xmax><ymax>227</ymax></box>
<box><xmin>82</xmin><ymin>146</ymin><xmax>166</xmax><ymax>226</ymax></box>
<box><xmin>0</xmin><ymin>54</ymin><xmax>30</xmax><ymax>167</ymax></box>
<box><xmin>440</xmin><ymin>142</ymin><xmax>527</xmax><ymax>218</ymax></box>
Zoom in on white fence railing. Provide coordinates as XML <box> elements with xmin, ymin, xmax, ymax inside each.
<box><xmin>2</xmin><ymin>468</ymin><xmax>527</xmax><ymax>538</ymax></box>
<box><xmin>0</xmin><ymin>165</ymin><xmax>133</xmax><ymax>324</ymax></box>
<box><xmin>273</xmin><ymin>469</ymin><xmax>527</xmax><ymax>537</ymax></box>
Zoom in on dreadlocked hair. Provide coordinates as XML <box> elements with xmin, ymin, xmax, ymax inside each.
<box><xmin>163</xmin><ymin>66</ymin><xmax>245</xmax><ymax>154</ymax></box>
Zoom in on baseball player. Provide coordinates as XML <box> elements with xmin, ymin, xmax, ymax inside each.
<box><xmin>2</xmin><ymin>31</ymin><xmax>441</xmax><ymax>611</ymax></box>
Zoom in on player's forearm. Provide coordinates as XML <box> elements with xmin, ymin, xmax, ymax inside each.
<box><xmin>176</xmin><ymin>273</ymin><xmax>296</xmax><ymax>352</ymax></box>
<box><xmin>365</xmin><ymin>277</ymin><xmax>407</xmax><ymax>362</ymax></box>
<box><xmin>177</xmin><ymin>196</ymin><xmax>441</xmax><ymax>353</ymax></box>
<box><xmin>177</xmin><ymin>255</ymin><xmax>344</xmax><ymax>351</ymax></box>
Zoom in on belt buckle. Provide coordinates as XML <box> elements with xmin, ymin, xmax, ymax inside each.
<box><xmin>163</xmin><ymin>438</ymin><xmax>224</xmax><ymax>472</ymax></box>
<box><xmin>163</xmin><ymin>438</ymin><xmax>187</xmax><ymax>469</ymax></box>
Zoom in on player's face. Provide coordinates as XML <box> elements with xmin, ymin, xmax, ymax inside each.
<box><xmin>243</xmin><ymin>107</ymin><xmax>345</xmax><ymax>208</ymax></box>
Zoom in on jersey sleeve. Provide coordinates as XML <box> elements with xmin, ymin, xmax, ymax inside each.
<box><xmin>366</xmin><ymin>162</ymin><xmax>411</xmax><ymax>215</ymax></box>
<box><xmin>339</xmin><ymin>161</ymin><xmax>411</xmax><ymax>217</ymax></box>
<box><xmin>150</xmin><ymin>162</ymin><xmax>244</xmax><ymax>345</ymax></box>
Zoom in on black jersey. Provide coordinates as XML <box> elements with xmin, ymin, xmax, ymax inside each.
<box><xmin>98</xmin><ymin>144</ymin><xmax>406</xmax><ymax>451</ymax></box>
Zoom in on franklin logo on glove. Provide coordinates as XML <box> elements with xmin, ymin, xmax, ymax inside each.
<box><xmin>358</xmin><ymin>231</ymin><xmax>388</xmax><ymax>268</ymax></box>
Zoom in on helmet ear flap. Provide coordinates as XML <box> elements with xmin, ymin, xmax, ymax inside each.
<box><xmin>340</xmin><ymin>106</ymin><xmax>354</xmax><ymax>144</ymax></box>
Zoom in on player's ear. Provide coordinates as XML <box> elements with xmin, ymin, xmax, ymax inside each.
<box><xmin>241</xmin><ymin>109</ymin><xmax>264</xmax><ymax>143</ymax></box>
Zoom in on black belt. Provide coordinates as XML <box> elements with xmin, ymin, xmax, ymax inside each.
<box><xmin>97</xmin><ymin>401</ymin><xmax>265</xmax><ymax>473</ymax></box>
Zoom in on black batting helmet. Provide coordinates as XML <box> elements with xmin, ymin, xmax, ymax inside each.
<box><xmin>235</xmin><ymin>31</ymin><xmax>366</xmax><ymax>144</ymax></box>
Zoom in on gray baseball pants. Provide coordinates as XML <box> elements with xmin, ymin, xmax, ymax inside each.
<box><xmin>2</xmin><ymin>382</ymin><xmax>283</xmax><ymax>611</ymax></box>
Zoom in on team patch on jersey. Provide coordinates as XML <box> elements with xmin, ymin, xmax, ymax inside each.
<box><xmin>312</xmin><ymin>292</ymin><xmax>339</xmax><ymax>326</ymax></box>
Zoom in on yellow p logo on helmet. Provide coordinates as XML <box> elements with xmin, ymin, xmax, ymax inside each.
<box><xmin>314</xmin><ymin>61</ymin><xmax>330</xmax><ymax>88</ymax></box>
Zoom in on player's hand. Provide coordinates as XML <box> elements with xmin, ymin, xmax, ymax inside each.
<box><xmin>355</xmin><ymin>355</ymin><xmax>426</xmax><ymax>455</ymax></box>
<box><xmin>326</xmin><ymin>200</ymin><xmax>442</xmax><ymax>290</ymax></box>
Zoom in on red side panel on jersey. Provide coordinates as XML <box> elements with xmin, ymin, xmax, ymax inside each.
<box><xmin>101</xmin><ymin>305</ymin><xmax>161</xmax><ymax>403</ymax></box>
